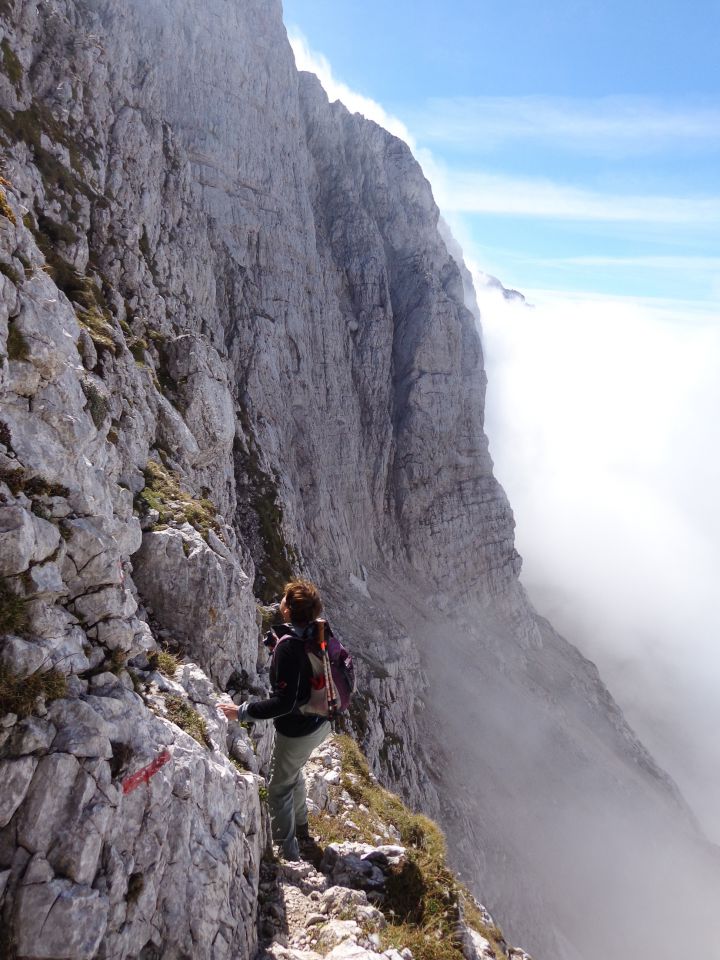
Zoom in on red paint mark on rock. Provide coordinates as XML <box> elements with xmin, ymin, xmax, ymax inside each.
<box><xmin>122</xmin><ymin>749</ymin><xmax>172</xmax><ymax>795</ymax></box>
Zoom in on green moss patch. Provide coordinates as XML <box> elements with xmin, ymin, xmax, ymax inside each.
<box><xmin>136</xmin><ymin>460</ymin><xmax>220</xmax><ymax>538</ymax></box>
<box><xmin>0</xmin><ymin>665</ymin><xmax>67</xmax><ymax>718</ymax></box>
<box><xmin>164</xmin><ymin>694</ymin><xmax>212</xmax><ymax>748</ymax></box>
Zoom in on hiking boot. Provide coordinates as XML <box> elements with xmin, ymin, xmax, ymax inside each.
<box><xmin>295</xmin><ymin>821</ymin><xmax>311</xmax><ymax>841</ymax></box>
<box><xmin>280</xmin><ymin>837</ymin><xmax>301</xmax><ymax>861</ymax></box>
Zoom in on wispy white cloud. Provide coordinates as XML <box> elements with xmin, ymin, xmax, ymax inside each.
<box><xmin>516</xmin><ymin>287</ymin><xmax>720</xmax><ymax>322</ymax></box>
<box><xmin>435</xmin><ymin>168</ymin><xmax>720</xmax><ymax>223</ymax></box>
<box><xmin>547</xmin><ymin>255</ymin><xmax>720</xmax><ymax>271</ymax></box>
<box><xmin>409</xmin><ymin>95</ymin><xmax>720</xmax><ymax>154</ymax></box>
<box><xmin>287</xmin><ymin>33</ymin><xmax>720</xmax><ymax>230</ymax></box>
<box><xmin>288</xmin><ymin>29</ymin><xmax>416</xmax><ymax>147</ymax></box>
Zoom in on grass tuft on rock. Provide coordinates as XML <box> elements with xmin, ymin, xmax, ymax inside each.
<box><xmin>136</xmin><ymin>460</ymin><xmax>220</xmax><ymax>538</ymax></box>
<box><xmin>229</xmin><ymin>755</ymin><xmax>250</xmax><ymax>775</ymax></box>
<box><xmin>0</xmin><ymin>464</ymin><xmax>26</xmax><ymax>496</ymax></box>
<box><xmin>24</xmin><ymin>475</ymin><xmax>69</xmax><ymax>499</ymax></box>
<box><xmin>0</xmin><ymin>465</ymin><xmax>69</xmax><ymax>500</ymax></box>
<box><xmin>129</xmin><ymin>337</ymin><xmax>148</xmax><ymax>365</ymax></box>
<box><xmin>0</xmin><ymin>184</ymin><xmax>16</xmax><ymax>225</ymax></box>
<box><xmin>336</xmin><ymin>735</ymin><xmax>448</xmax><ymax>862</ymax></box>
<box><xmin>76</xmin><ymin>305</ymin><xmax>116</xmax><ymax>354</ymax></box>
<box><xmin>81</xmin><ymin>380</ymin><xmax>109</xmax><ymax>429</ymax></box>
<box><xmin>106</xmin><ymin>649</ymin><xmax>127</xmax><ymax>675</ymax></box>
<box><xmin>0</xmin><ymin>579</ymin><xmax>28</xmax><ymax>635</ymax></box>
<box><xmin>0</xmin><ymin>665</ymin><xmax>67</xmax><ymax>718</ymax></box>
<box><xmin>149</xmin><ymin>648</ymin><xmax>180</xmax><ymax>678</ymax></box>
<box><xmin>0</xmin><ymin>260</ymin><xmax>21</xmax><ymax>284</ymax></box>
<box><xmin>164</xmin><ymin>695</ymin><xmax>212</xmax><ymax>748</ymax></box>
<box><xmin>311</xmin><ymin>735</ymin><xmax>508</xmax><ymax>960</ymax></box>
<box><xmin>0</xmin><ymin>39</ymin><xmax>23</xmax><ymax>93</ymax></box>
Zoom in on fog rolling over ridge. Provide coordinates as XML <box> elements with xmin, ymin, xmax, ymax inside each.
<box><xmin>475</xmin><ymin>281</ymin><xmax>720</xmax><ymax>845</ymax></box>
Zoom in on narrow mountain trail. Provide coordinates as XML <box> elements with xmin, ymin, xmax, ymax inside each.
<box><xmin>255</xmin><ymin>739</ymin><xmax>531</xmax><ymax>960</ymax></box>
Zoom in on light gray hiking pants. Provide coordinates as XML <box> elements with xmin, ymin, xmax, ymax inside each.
<box><xmin>268</xmin><ymin>721</ymin><xmax>331</xmax><ymax>859</ymax></box>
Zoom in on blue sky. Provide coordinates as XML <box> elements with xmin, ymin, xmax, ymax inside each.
<box><xmin>284</xmin><ymin>0</ymin><xmax>720</xmax><ymax>307</ymax></box>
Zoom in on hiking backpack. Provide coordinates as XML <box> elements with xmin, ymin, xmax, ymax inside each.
<box><xmin>269</xmin><ymin>620</ymin><xmax>355</xmax><ymax>721</ymax></box>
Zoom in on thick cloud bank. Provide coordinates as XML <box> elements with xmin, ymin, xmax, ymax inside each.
<box><xmin>475</xmin><ymin>279</ymin><xmax>720</xmax><ymax>842</ymax></box>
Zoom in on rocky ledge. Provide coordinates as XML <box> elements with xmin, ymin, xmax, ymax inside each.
<box><xmin>256</xmin><ymin>737</ymin><xmax>532</xmax><ymax>960</ymax></box>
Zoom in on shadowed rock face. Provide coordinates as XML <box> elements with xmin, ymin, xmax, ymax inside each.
<box><xmin>0</xmin><ymin>2</ymin><xmax>718</xmax><ymax>959</ymax></box>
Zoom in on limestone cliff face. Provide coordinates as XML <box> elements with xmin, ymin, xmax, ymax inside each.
<box><xmin>0</xmin><ymin>2</ymin><xmax>718</xmax><ymax>960</ymax></box>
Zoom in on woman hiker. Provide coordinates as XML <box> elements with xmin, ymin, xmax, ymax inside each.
<box><xmin>218</xmin><ymin>578</ymin><xmax>332</xmax><ymax>861</ymax></box>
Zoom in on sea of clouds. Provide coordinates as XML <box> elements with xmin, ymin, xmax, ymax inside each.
<box><xmin>473</xmin><ymin>278</ymin><xmax>720</xmax><ymax>842</ymax></box>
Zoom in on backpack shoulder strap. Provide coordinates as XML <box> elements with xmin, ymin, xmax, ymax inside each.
<box><xmin>269</xmin><ymin>625</ymin><xmax>301</xmax><ymax>663</ymax></box>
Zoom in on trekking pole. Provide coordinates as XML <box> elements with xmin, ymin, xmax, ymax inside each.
<box><xmin>317</xmin><ymin>620</ymin><xmax>338</xmax><ymax>731</ymax></box>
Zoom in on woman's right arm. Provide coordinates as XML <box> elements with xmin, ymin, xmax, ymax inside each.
<box><xmin>219</xmin><ymin>642</ymin><xmax>304</xmax><ymax>722</ymax></box>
